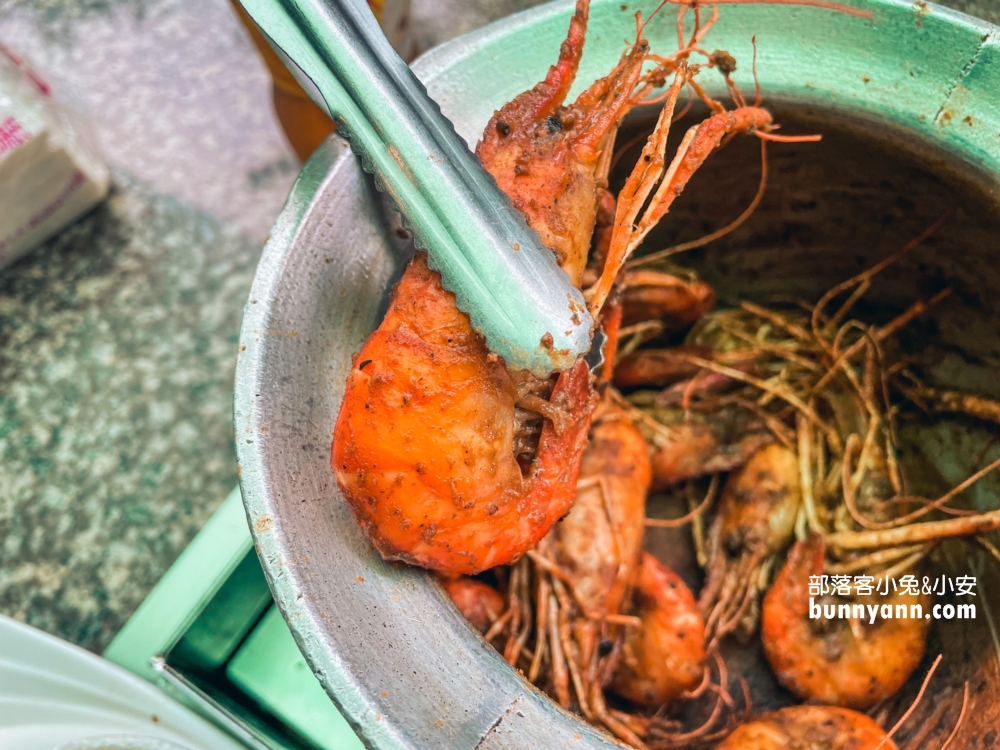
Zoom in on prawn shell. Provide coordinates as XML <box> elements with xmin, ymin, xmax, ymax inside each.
<box><xmin>442</xmin><ymin>577</ymin><xmax>506</xmax><ymax>635</ymax></box>
<box><xmin>610</xmin><ymin>552</ymin><xmax>706</xmax><ymax>707</ymax></box>
<box><xmin>619</xmin><ymin>271</ymin><xmax>716</xmax><ymax>330</ymax></box>
<box><xmin>552</xmin><ymin>414</ymin><xmax>651</xmax><ymax>619</ymax></box>
<box><xmin>716</xmin><ymin>705</ymin><xmax>896</xmax><ymax>750</ymax></box>
<box><xmin>332</xmin><ymin>253</ymin><xmax>595</xmax><ymax>575</ymax></box>
<box><xmin>762</xmin><ymin>535</ymin><xmax>930</xmax><ymax>710</ymax></box>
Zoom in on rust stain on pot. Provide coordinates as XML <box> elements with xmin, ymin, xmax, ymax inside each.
<box><xmin>254</xmin><ymin>513</ymin><xmax>273</xmax><ymax>533</ymax></box>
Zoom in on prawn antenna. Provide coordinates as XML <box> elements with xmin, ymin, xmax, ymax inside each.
<box><xmin>627</xmin><ymin>137</ymin><xmax>769</xmax><ymax>269</ymax></box>
<box><xmin>641</xmin><ymin>0</ymin><xmax>674</xmax><ymax>34</ymax></box>
<box><xmin>752</xmin><ymin>35</ymin><xmax>762</xmax><ymax>107</ymax></box>
<box><xmin>938</xmin><ymin>681</ymin><xmax>970</xmax><ymax>750</ymax></box>
<box><xmin>874</xmin><ymin>654</ymin><xmax>942</xmax><ymax>750</ymax></box>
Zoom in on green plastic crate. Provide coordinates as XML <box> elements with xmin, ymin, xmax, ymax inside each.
<box><xmin>105</xmin><ymin>486</ymin><xmax>362</xmax><ymax>750</ymax></box>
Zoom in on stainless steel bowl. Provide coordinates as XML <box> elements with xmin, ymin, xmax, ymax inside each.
<box><xmin>235</xmin><ymin>2</ymin><xmax>1000</xmax><ymax>747</ymax></box>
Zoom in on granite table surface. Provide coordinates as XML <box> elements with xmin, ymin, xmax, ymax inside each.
<box><xmin>0</xmin><ymin>0</ymin><xmax>997</xmax><ymax>655</ymax></box>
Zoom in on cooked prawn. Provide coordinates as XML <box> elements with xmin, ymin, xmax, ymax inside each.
<box><xmin>613</xmin><ymin>346</ymin><xmax>709</xmax><ymax>390</ymax></box>
<box><xmin>510</xmin><ymin>407</ymin><xmax>653</xmax><ymax>746</ymax></box>
<box><xmin>581</xmin><ymin>263</ymin><xmax>715</xmax><ymax>338</ymax></box>
<box><xmin>699</xmin><ymin>444</ymin><xmax>801</xmax><ymax>643</ymax></box>
<box><xmin>442</xmin><ymin>577</ymin><xmax>506</xmax><ymax>635</ymax></box>
<box><xmin>634</xmin><ymin>401</ymin><xmax>774</xmax><ymax>490</ymax></box>
<box><xmin>761</xmin><ymin>534</ymin><xmax>929</xmax><ymax>710</ymax></box>
<box><xmin>715</xmin><ymin>705</ymin><xmax>895</xmax><ymax>749</ymax></box>
<box><xmin>619</xmin><ymin>266</ymin><xmax>716</xmax><ymax>331</ymax></box>
<box><xmin>550</xmin><ymin>412</ymin><xmax>650</xmax><ymax>623</ymax></box>
<box><xmin>332</xmin><ymin>0</ymin><xmax>650</xmax><ymax>574</ymax></box>
<box><xmin>611</xmin><ymin>552</ymin><xmax>706</xmax><ymax>707</ymax></box>
<box><xmin>333</xmin><ymin>256</ymin><xmax>595</xmax><ymax>574</ymax></box>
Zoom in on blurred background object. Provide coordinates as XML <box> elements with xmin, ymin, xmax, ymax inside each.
<box><xmin>0</xmin><ymin>42</ymin><xmax>108</xmax><ymax>269</ymax></box>
<box><xmin>229</xmin><ymin>0</ymin><xmax>414</xmax><ymax>162</ymax></box>
<box><xmin>230</xmin><ymin>0</ymin><xmax>335</xmax><ymax>162</ymax></box>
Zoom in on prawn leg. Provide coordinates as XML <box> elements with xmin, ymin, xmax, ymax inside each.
<box><xmin>588</xmin><ymin>106</ymin><xmax>787</xmax><ymax>313</ymax></box>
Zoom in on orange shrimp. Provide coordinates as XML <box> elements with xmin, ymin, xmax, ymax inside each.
<box><xmin>333</xmin><ymin>0</ymin><xmax>647</xmax><ymax>575</ymax></box>
<box><xmin>619</xmin><ymin>268</ymin><xmax>716</xmax><ymax>331</ymax></box>
<box><xmin>549</xmin><ymin>412</ymin><xmax>650</xmax><ymax>624</ymax></box>
<box><xmin>473</xmin><ymin>404</ymin><xmax>653</xmax><ymax>746</ymax></box>
<box><xmin>761</xmin><ymin>534</ymin><xmax>929</xmax><ymax>710</ymax></box>
<box><xmin>639</xmin><ymin>405</ymin><xmax>774</xmax><ymax>490</ymax></box>
<box><xmin>699</xmin><ymin>444</ymin><xmax>801</xmax><ymax>643</ymax></box>
<box><xmin>581</xmin><ymin>264</ymin><xmax>714</xmax><ymax>343</ymax></box>
<box><xmin>612</xmin><ymin>346</ymin><xmax>708</xmax><ymax>390</ymax></box>
<box><xmin>716</xmin><ymin>706</ymin><xmax>895</xmax><ymax>750</ymax></box>
<box><xmin>610</xmin><ymin>552</ymin><xmax>706</xmax><ymax>707</ymax></box>
<box><xmin>523</xmin><ymin>409</ymin><xmax>652</xmax><ymax>741</ymax></box>
<box><xmin>442</xmin><ymin>577</ymin><xmax>506</xmax><ymax>635</ymax></box>
<box><xmin>333</xmin><ymin>257</ymin><xmax>594</xmax><ymax>574</ymax></box>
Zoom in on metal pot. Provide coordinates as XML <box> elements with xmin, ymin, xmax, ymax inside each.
<box><xmin>235</xmin><ymin>1</ymin><xmax>1000</xmax><ymax>747</ymax></box>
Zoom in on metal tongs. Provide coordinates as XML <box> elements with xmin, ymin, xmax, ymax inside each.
<box><xmin>239</xmin><ymin>0</ymin><xmax>595</xmax><ymax>376</ymax></box>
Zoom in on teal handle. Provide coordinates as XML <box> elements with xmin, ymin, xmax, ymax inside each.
<box><xmin>239</xmin><ymin>0</ymin><xmax>594</xmax><ymax>376</ymax></box>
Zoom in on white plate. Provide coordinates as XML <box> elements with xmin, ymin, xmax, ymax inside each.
<box><xmin>0</xmin><ymin>615</ymin><xmax>245</xmax><ymax>750</ymax></box>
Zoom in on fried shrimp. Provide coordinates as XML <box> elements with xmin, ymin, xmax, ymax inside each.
<box><xmin>443</xmin><ymin>577</ymin><xmax>506</xmax><ymax>635</ymax></box>
<box><xmin>761</xmin><ymin>535</ymin><xmax>929</xmax><ymax>710</ymax></box>
<box><xmin>716</xmin><ymin>706</ymin><xmax>895</xmax><ymax>750</ymax></box>
<box><xmin>611</xmin><ymin>552</ymin><xmax>706</xmax><ymax>707</ymax></box>
<box><xmin>550</xmin><ymin>413</ymin><xmax>651</xmax><ymax>624</ymax></box>
<box><xmin>333</xmin><ymin>0</ymin><xmax>649</xmax><ymax>574</ymax></box>
<box><xmin>333</xmin><ymin>256</ymin><xmax>594</xmax><ymax>574</ymax></box>
<box><xmin>619</xmin><ymin>268</ymin><xmax>716</xmax><ymax>331</ymax></box>
<box><xmin>699</xmin><ymin>444</ymin><xmax>801</xmax><ymax>643</ymax></box>
<box><xmin>524</xmin><ymin>411</ymin><xmax>652</xmax><ymax>731</ymax></box>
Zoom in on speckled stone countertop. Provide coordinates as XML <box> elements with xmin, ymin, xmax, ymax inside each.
<box><xmin>0</xmin><ymin>0</ymin><xmax>996</xmax><ymax>655</ymax></box>
<box><xmin>0</xmin><ymin>0</ymin><xmax>301</xmax><ymax>653</ymax></box>
<box><xmin>0</xmin><ymin>0</ymin><xmax>549</xmax><ymax>654</ymax></box>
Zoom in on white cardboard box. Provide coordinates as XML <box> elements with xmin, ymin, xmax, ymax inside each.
<box><xmin>0</xmin><ymin>43</ymin><xmax>109</xmax><ymax>269</ymax></box>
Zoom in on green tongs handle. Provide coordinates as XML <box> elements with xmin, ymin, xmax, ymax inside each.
<box><xmin>239</xmin><ymin>0</ymin><xmax>594</xmax><ymax>376</ymax></box>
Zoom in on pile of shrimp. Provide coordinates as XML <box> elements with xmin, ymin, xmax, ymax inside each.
<box><xmin>332</xmin><ymin>1</ymin><xmax>1000</xmax><ymax>748</ymax></box>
